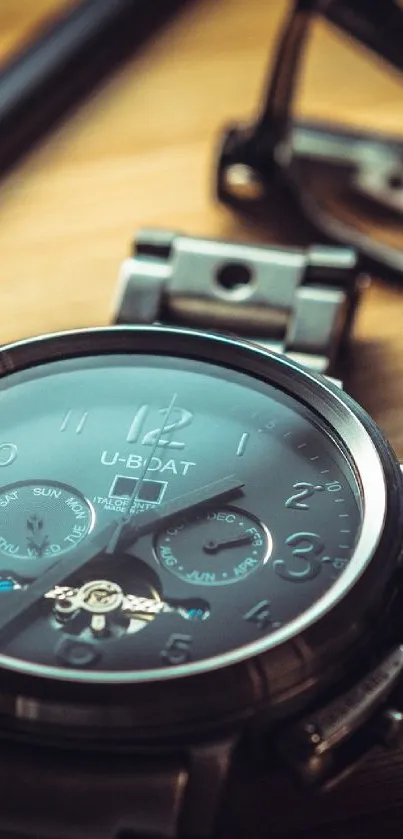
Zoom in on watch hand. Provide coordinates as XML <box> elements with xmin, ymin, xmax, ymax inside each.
<box><xmin>0</xmin><ymin>520</ymin><xmax>118</xmax><ymax>644</ymax></box>
<box><xmin>203</xmin><ymin>533</ymin><xmax>253</xmax><ymax>554</ymax></box>
<box><xmin>27</xmin><ymin>535</ymin><xmax>50</xmax><ymax>557</ymax></box>
<box><xmin>27</xmin><ymin>541</ymin><xmax>49</xmax><ymax>558</ymax></box>
<box><xmin>0</xmin><ymin>394</ymin><xmax>181</xmax><ymax>643</ymax></box>
<box><xmin>116</xmin><ymin>474</ymin><xmax>245</xmax><ymax>550</ymax></box>
<box><xmin>0</xmin><ymin>390</ymin><xmax>214</xmax><ymax>642</ymax></box>
<box><xmin>106</xmin><ymin>392</ymin><xmax>178</xmax><ymax>553</ymax></box>
<box><xmin>26</xmin><ymin>514</ymin><xmax>44</xmax><ymax>535</ymax></box>
<box><xmin>26</xmin><ymin>515</ymin><xmax>49</xmax><ymax>556</ymax></box>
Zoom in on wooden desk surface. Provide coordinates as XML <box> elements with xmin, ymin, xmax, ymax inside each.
<box><xmin>1</xmin><ymin>0</ymin><xmax>403</xmax><ymax>453</ymax></box>
<box><xmin>2</xmin><ymin>2</ymin><xmax>403</xmax><ymax>837</ymax></box>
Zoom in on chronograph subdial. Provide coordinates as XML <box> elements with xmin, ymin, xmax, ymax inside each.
<box><xmin>0</xmin><ymin>480</ymin><xmax>95</xmax><ymax>579</ymax></box>
<box><xmin>154</xmin><ymin>506</ymin><xmax>272</xmax><ymax>586</ymax></box>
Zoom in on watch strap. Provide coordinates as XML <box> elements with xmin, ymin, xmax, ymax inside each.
<box><xmin>0</xmin><ymin>735</ymin><xmax>233</xmax><ymax>839</ymax></box>
<box><xmin>113</xmin><ymin>229</ymin><xmax>363</xmax><ymax>374</ymax></box>
<box><xmin>0</xmin><ymin>741</ymin><xmax>185</xmax><ymax>839</ymax></box>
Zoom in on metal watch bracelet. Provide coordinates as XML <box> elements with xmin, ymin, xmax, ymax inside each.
<box><xmin>98</xmin><ymin>230</ymin><xmax>383</xmax><ymax>839</ymax></box>
<box><xmin>113</xmin><ymin>229</ymin><xmax>363</xmax><ymax>374</ymax></box>
<box><xmin>5</xmin><ymin>233</ymin><xmax>396</xmax><ymax>839</ymax></box>
<box><xmin>0</xmin><ymin>736</ymin><xmax>234</xmax><ymax>839</ymax></box>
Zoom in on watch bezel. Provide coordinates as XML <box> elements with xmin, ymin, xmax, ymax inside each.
<box><xmin>0</xmin><ymin>325</ymin><xmax>401</xmax><ymax>727</ymax></box>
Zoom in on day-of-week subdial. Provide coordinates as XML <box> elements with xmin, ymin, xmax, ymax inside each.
<box><xmin>0</xmin><ymin>481</ymin><xmax>95</xmax><ymax>565</ymax></box>
<box><xmin>154</xmin><ymin>506</ymin><xmax>272</xmax><ymax>586</ymax></box>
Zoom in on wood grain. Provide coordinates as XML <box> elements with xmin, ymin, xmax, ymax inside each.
<box><xmin>1</xmin><ymin>0</ymin><xmax>403</xmax><ymax>454</ymax></box>
<box><xmin>1</xmin><ymin>2</ymin><xmax>403</xmax><ymax>835</ymax></box>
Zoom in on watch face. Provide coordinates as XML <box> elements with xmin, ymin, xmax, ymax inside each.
<box><xmin>0</xmin><ymin>328</ymin><xmax>387</xmax><ymax>683</ymax></box>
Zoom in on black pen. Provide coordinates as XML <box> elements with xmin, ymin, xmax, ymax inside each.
<box><xmin>0</xmin><ymin>0</ymin><xmax>193</xmax><ymax>175</ymax></box>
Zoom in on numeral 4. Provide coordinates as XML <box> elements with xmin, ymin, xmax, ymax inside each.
<box><xmin>243</xmin><ymin>600</ymin><xmax>272</xmax><ymax>630</ymax></box>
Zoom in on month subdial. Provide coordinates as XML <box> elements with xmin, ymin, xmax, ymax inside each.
<box><xmin>154</xmin><ymin>506</ymin><xmax>273</xmax><ymax>586</ymax></box>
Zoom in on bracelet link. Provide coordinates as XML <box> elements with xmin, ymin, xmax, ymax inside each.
<box><xmin>113</xmin><ymin>229</ymin><xmax>363</xmax><ymax>373</ymax></box>
<box><xmin>277</xmin><ymin>645</ymin><xmax>403</xmax><ymax>791</ymax></box>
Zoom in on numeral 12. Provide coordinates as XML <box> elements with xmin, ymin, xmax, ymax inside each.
<box><xmin>126</xmin><ymin>404</ymin><xmax>193</xmax><ymax>449</ymax></box>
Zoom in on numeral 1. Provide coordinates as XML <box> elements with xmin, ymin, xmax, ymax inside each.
<box><xmin>126</xmin><ymin>405</ymin><xmax>148</xmax><ymax>443</ymax></box>
<box><xmin>236</xmin><ymin>432</ymin><xmax>249</xmax><ymax>457</ymax></box>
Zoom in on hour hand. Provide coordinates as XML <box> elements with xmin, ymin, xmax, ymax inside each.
<box><xmin>203</xmin><ymin>533</ymin><xmax>253</xmax><ymax>554</ymax></box>
<box><xmin>115</xmin><ymin>474</ymin><xmax>245</xmax><ymax>551</ymax></box>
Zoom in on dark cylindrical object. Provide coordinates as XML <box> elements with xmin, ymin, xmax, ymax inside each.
<box><xmin>324</xmin><ymin>0</ymin><xmax>403</xmax><ymax>73</ymax></box>
<box><xmin>0</xmin><ymin>0</ymin><xmax>190</xmax><ymax>174</ymax></box>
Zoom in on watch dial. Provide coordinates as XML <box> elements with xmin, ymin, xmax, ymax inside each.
<box><xmin>0</xmin><ymin>339</ymin><xmax>363</xmax><ymax>681</ymax></box>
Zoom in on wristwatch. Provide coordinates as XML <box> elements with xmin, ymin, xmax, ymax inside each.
<box><xmin>0</xmin><ymin>229</ymin><xmax>403</xmax><ymax>839</ymax></box>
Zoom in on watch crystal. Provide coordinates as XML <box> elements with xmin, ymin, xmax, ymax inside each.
<box><xmin>0</xmin><ymin>334</ymin><xmax>363</xmax><ymax>681</ymax></box>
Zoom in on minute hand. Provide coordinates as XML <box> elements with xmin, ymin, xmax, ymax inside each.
<box><xmin>0</xmin><ymin>521</ymin><xmax>119</xmax><ymax>643</ymax></box>
<box><xmin>118</xmin><ymin>474</ymin><xmax>245</xmax><ymax>548</ymax></box>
